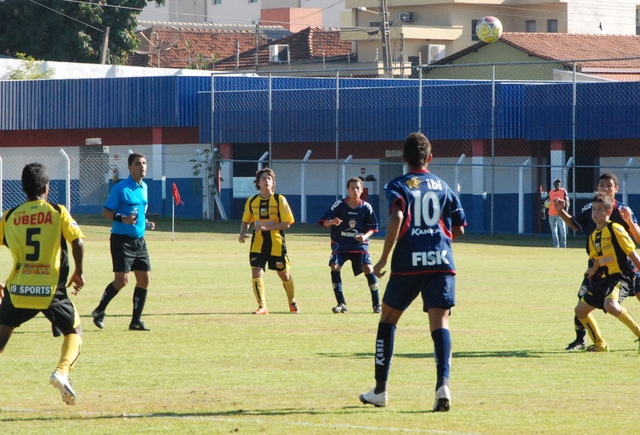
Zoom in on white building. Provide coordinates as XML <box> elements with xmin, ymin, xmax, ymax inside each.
<box><xmin>139</xmin><ymin>0</ymin><xmax>348</xmax><ymax>29</ymax></box>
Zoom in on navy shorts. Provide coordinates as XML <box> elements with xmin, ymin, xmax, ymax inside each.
<box><xmin>0</xmin><ymin>287</ymin><xmax>80</xmax><ymax>337</ymax></box>
<box><xmin>382</xmin><ymin>272</ymin><xmax>456</xmax><ymax>312</ymax></box>
<box><xmin>329</xmin><ymin>252</ymin><xmax>372</xmax><ymax>276</ymax></box>
<box><xmin>111</xmin><ymin>234</ymin><xmax>151</xmax><ymax>273</ymax></box>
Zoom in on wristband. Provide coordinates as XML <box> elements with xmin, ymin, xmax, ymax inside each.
<box><xmin>114</xmin><ymin>213</ymin><xmax>123</xmax><ymax>223</ymax></box>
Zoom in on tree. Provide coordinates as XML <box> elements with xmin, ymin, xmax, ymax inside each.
<box><xmin>6</xmin><ymin>53</ymin><xmax>56</xmax><ymax>80</ymax></box>
<box><xmin>0</xmin><ymin>0</ymin><xmax>163</xmax><ymax>65</ymax></box>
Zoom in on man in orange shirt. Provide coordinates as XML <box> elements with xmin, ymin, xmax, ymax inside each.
<box><xmin>542</xmin><ymin>178</ymin><xmax>570</xmax><ymax>248</ymax></box>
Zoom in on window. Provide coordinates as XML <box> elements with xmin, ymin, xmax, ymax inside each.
<box><xmin>249</xmin><ymin>0</ymin><xmax>257</xmax><ymax>3</ymax></box>
<box><xmin>526</xmin><ymin>20</ymin><xmax>536</xmax><ymax>32</ymax></box>
<box><xmin>471</xmin><ymin>19</ymin><xmax>479</xmax><ymax>41</ymax></box>
<box><xmin>213</xmin><ymin>0</ymin><xmax>221</xmax><ymax>4</ymax></box>
<box><xmin>547</xmin><ymin>19</ymin><xmax>558</xmax><ymax>33</ymax></box>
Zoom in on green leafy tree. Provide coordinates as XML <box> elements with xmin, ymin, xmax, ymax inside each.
<box><xmin>7</xmin><ymin>53</ymin><xmax>56</xmax><ymax>80</ymax></box>
<box><xmin>0</xmin><ymin>0</ymin><xmax>163</xmax><ymax>65</ymax></box>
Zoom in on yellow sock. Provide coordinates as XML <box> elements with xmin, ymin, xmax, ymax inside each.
<box><xmin>616</xmin><ymin>307</ymin><xmax>640</xmax><ymax>338</ymax></box>
<box><xmin>252</xmin><ymin>278</ymin><xmax>266</xmax><ymax>308</ymax></box>
<box><xmin>579</xmin><ymin>312</ymin><xmax>607</xmax><ymax>349</ymax></box>
<box><xmin>282</xmin><ymin>277</ymin><xmax>295</xmax><ymax>303</ymax></box>
<box><xmin>56</xmin><ymin>333</ymin><xmax>82</xmax><ymax>376</ymax></box>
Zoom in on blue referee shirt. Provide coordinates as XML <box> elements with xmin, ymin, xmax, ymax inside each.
<box><xmin>104</xmin><ymin>175</ymin><xmax>149</xmax><ymax>239</ymax></box>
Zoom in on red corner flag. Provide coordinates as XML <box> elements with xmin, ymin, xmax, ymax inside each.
<box><xmin>172</xmin><ymin>182</ymin><xmax>184</xmax><ymax>205</ymax></box>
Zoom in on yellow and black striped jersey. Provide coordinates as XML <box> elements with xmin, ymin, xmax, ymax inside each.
<box><xmin>0</xmin><ymin>200</ymin><xmax>85</xmax><ymax>309</ymax></box>
<box><xmin>242</xmin><ymin>193</ymin><xmax>294</xmax><ymax>256</ymax></box>
<box><xmin>589</xmin><ymin>220</ymin><xmax>635</xmax><ymax>277</ymax></box>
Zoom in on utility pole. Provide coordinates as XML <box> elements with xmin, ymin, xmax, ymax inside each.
<box><xmin>100</xmin><ymin>26</ymin><xmax>110</xmax><ymax>65</ymax></box>
<box><xmin>254</xmin><ymin>21</ymin><xmax>260</xmax><ymax>72</ymax></box>
<box><xmin>379</xmin><ymin>0</ymin><xmax>392</xmax><ymax>78</ymax></box>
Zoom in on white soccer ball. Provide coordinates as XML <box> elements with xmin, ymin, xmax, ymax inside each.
<box><xmin>476</xmin><ymin>16</ymin><xmax>503</xmax><ymax>43</ymax></box>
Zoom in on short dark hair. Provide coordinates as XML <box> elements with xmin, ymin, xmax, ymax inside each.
<box><xmin>592</xmin><ymin>192</ymin><xmax>613</xmax><ymax>211</ymax></box>
<box><xmin>254</xmin><ymin>167</ymin><xmax>276</xmax><ymax>190</ymax></box>
<box><xmin>22</xmin><ymin>163</ymin><xmax>49</xmax><ymax>198</ymax></box>
<box><xmin>346</xmin><ymin>177</ymin><xmax>363</xmax><ymax>189</ymax></box>
<box><xmin>553</xmin><ymin>178</ymin><xmax>561</xmax><ymax>185</ymax></box>
<box><xmin>128</xmin><ymin>152</ymin><xmax>145</xmax><ymax>166</ymax></box>
<box><xmin>402</xmin><ymin>132</ymin><xmax>431</xmax><ymax>168</ymax></box>
<box><xmin>599</xmin><ymin>172</ymin><xmax>618</xmax><ymax>187</ymax></box>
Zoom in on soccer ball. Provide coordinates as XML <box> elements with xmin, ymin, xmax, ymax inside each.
<box><xmin>544</xmin><ymin>199</ymin><xmax>552</xmax><ymax>209</ymax></box>
<box><xmin>476</xmin><ymin>16</ymin><xmax>503</xmax><ymax>43</ymax></box>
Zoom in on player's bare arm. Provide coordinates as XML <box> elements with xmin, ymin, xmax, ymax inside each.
<box><xmin>586</xmin><ymin>258</ymin><xmax>600</xmax><ymax>279</ymax></box>
<box><xmin>238</xmin><ymin>222</ymin><xmax>250</xmax><ymax>243</ymax></box>
<box><xmin>356</xmin><ymin>229</ymin><xmax>375</xmax><ymax>243</ymax></box>
<box><xmin>67</xmin><ymin>238</ymin><xmax>85</xmax><ymax>295</ymax></box>
<box><xmin>257</xmin><ymin>221</ymin><xmax>291</xmax><ymax>232</ymax></box>
<box><xmin>553</xmin><ymin>198</ymin><xmax>579</xmax><ymax>231</ymax></box>
<box><xmin>618</xmin><ymin>206</ymin><xmax>640</xmax><ymax>242</ymax></box>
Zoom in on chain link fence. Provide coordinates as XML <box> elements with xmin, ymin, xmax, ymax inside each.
<box><xmin>2</xmin><ymin>59</ymin><xmax>639</xmax><ymax>237</ymax></box>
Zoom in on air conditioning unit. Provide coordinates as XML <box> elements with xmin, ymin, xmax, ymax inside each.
<box><xmin>421</xmin><ymin>44</ymin><xmax>445</xmax><ymax>64</ymax></box>
<box><xmin>269</xmin><ymin>44</ymin><xmax>289</xmax><ymax>63</ymax></box>
<box><xmin>398</xmin><ymin>12</ymin><xmax>414</xmax><ymax>23</ymax></box>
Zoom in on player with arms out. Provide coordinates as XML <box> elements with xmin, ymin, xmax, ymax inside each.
<box><xmin>239</xmin><ymin>168</ymin><xmax>299</xmax><ymax>315</ymax></box>
<box><xmin>359</xmin><ymin>132</ymin><xmax>466</xmax><ymax>412</ymax></box>
<box><xmin>92</xmin><ymin>152</ymin><xmax>155</xmax><ymax>332</ymax></box>
<box><xmin>0</xmin><ymin>163</ymin><xmax>85</xmax><ymax>405</ymax></box>
<box><xmin>575</xmin><ymin>192</ymin><xmax>640</xmax><ymax>352</ymax></box>
<box><xmin>554</xmin><ymin>172</ymin><xmax>640</xmax><ymax>351</ymax></box>
<box><xmin>319</xmin><ymin>177</ymin><xmax>380</xmax><ymax>313</ymax></box>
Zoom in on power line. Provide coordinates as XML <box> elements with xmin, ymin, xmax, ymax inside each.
<box><xmin>29</xmin><ymin>0</ymin><xmax>104</xmax><ymax>32</ymax></box>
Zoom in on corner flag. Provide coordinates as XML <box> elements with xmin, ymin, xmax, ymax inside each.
<box><xmin>172</xmin><ymin>183</ymin><xmax>184</xmax><ymax>205</ymax></box>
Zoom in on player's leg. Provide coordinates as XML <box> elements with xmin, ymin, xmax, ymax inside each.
<box><xmin>129</xmin><ymin>269</ymin><xmax>151</xmax><ymax>331</ymax></box>
<box><xmin>250</xmin><ymin>254</ymin><xmax>268</xmax><ymax>314</ymax></box>
<box><xmin>251</xmin><ymin>266</ymin><xmax>268</xmax><ymax>314</ymax></box>
<box><xmin>46</xmin><ymin>297</ymin><xmax>82</xmax><ymax>405</ymax></box>
<box><xmin>276</xmin><ymin>255</ymin><xmax>298</xmax><ymax>313</ymax></box>
<box><xmin>0</xmin><ymin>324</ymin><xmax>15</xmax><ymax>353</ymax></box>
<box><xmin>362</xmin><ymin>255</ymin><xmax>381</xmax><ymax>313</ymax></box>
<box><xmin>93</xmin><ymin>235</ymin><xmax>134</xmax><ymax>329</ymax></box>
<box><xmin>429</xmin><ymin>307</ymin><xmax>451</xmax><ymax>412</ymax></box>
<box><xmin>606</xmin><ymin>284</ymin><xmax>640</xmax><ymax>351</ymax></box>
<box><xmin>575</xmin><ymin>300</ymin><xmax>608</xmax><ymax>351</ymax></box>
<box><xmin>359</xmin><ymin>303</ymin><xmax>403</xmax><ymax>407</ymax></box>
<box><xmin>566</xmin><ymin>277</ymin><xmax>589</xmax><ymax>351</ymax></box>
<box><xmin>330</xmin><ymin>254</ymin><xmax>347</xmax><ymax>313</ymax></box>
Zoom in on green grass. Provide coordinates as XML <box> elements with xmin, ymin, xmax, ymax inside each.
<box><xmin>1</xmin><ymin>217</ymin><xmax>640</xmax><ymax>434</ymax></box>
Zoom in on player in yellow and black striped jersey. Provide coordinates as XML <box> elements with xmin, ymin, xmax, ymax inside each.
<box><xmin>0</xmin><ymin>163</ymin><xmax>85</xmax><ymax>405</ymax></box>
<box><xmin>238</xmin><ymin>168</ymin><xmax>298</xmax><ymax>315</ymax></box>
<box><xmin>575</xmin><ymin>192</ymin><xmax>640</xmax><ymax>353</ymax></box>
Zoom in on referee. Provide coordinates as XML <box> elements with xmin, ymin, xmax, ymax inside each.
<box><xmin>92</xmin><ymin>152</ymin><xmax>155</xmax><ymax>331</ymax></box>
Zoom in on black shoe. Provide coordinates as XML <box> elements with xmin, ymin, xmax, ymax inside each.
<box><xmin>129</xmin><ymin>321</ymin><xmax>151</xmax><ymax>331</ymax></box>
<box><xmin>92</xmin><ymin>309</ymin><xmax>105</xmax><ymax>329</ymax></box>
<box><xmin>565</xmin><ymin>339</ymin><xmax>586</xmax><ymax>351</ymax></box>
<box><xmin>373</xmin><ymin>305</ymin><xmax>382</xmax><ymax>314</ymax></box>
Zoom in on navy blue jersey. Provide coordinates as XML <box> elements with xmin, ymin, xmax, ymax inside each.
<box><xmin>572</xmin><ymin>199</ymin><xmax>638</xmax><ymax>252</ymax></box>
<box><xmin>385</xmin><ymin>169</ymin><xmax>466</xmax><ymax>276</ymax></box>
<box><xmin>319</xmin><ymin>198</ymin><xmax>378</xmax><ymax>253</ymax></box>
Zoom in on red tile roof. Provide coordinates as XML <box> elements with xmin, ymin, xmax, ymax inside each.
<box><xmin>215</xmin><ymin>27</ymin><xmax>353</xmax><ymax>71</ymax></box>
<box><xmin>499</xmin><ymin>33</ymin><xmax>640</xmax><ymax>69</ymax></box>
<box><xmin>129</xmin><ymin>24</ymin><xmax>276</xmax><ymax>69</ymax></box>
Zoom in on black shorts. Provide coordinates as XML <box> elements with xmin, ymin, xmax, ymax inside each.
<box><xmin>249</xmin><ymin>252</ymin><xmax>290</xmax><ymax>272</ymax></box>
<box><xmin>0</xmin><ymin>287</ymin><xmax>80</xmax><ymax>337</ymax></box>
<box><xmin>383</xmin><ymin>272</ymin><xmax>456</xmax><ymax>312</ymax></box>
<box><xmin>111</xmin><ymin>234</ymin><xmax>151</xmax><ymax>273</ymax></box>
<box><xmin>582</xmin><ymin>274</ymin><xmax>630</xmax><ymax>310</ymax></box>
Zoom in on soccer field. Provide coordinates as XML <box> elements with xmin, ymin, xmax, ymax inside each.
<box><xmin>1</xmin><ymin>217</ymin><xmax>639</xmax><ymax>435</ymax></box>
